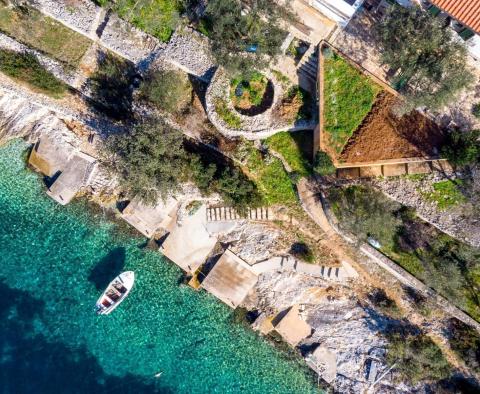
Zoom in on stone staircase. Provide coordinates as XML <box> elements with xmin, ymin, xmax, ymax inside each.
<box><xmin>297</xmin><ymin>45</ymin><xmax>319</xmax><ymax>84</ymax></box>
<box><xmin>206</xmin><ymin>206</ymin><xmax>272</xmax><ymax>222</ymax></box>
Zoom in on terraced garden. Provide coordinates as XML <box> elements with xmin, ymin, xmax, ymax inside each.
<box><xmin>0</xmin><ymin>4</ymin><xmax>92</xmax><ymax>68</ymax></box>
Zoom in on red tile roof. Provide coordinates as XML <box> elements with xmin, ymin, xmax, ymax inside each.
<box><xmin>430</xmin><ymin>0</ymin><xmax>480</xmax><ymax>34</ymax></box>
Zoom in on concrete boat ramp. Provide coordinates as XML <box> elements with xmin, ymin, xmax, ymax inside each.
<box><xmin>29</xmin><ymin>135</ymin><xmax>97</xmax><ymax>205</ymax></box>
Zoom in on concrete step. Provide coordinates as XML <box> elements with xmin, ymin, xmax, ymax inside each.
<box><xmin>206</xmin><ymin>206</ymin><xmax>272</xmax><ymax>222</ymax></box>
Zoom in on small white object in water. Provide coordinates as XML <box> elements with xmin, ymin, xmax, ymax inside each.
<box><xmin>154</xmin><ymin>372</ymin><xmax>163</xmax><ymax>378</ymax></box>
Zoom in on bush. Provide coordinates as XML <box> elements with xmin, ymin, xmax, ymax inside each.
<box><xmin>472</xmin><ymin>103</ymin><xmax>480</xmax><ymax>119</ymax></box>
<box><xmin>313</xmin><ymin>151</ymin><xmax>335</xmax><ymax>176</ymax></box>
<box><xmin>387</xmin><ymin>333</ymin><xmax>451</xmax><ymax>384</ymax></box>
<box><xmin>88</xmin><ymin>52</ymin><xmax>136</xmax><ymax>120</ymax></box>
<box><xmin>0</xmin><ymin>49</ymin><xmax>67</xmax><ymax>98</ymax></box>
<box><xmin>216</xmin><ymin>167</ymin><xmax>261</xmax><ymax>210</ymax></box>
<box><xmin>104</xmin><ymin>118</ymin><xmax>188</xmax><ymax>204</ymax></box>
<box><xmin>441</xmin><ymin>129</ymin><xmax>480</xmax><ymax>167</ymax></box>
<box><xmin>368</xmin><ymin>288</ymin><xmax>402</xmax><ymax>318</ymax></box>
<box><xmin>447</xmin><ymin>318</ymin><xmax>480</xmax><ymax>374</ymax></box>
<box><xmin>289</xmin><ymin>241</ymin><xmax>314</xmax><ymax>263</ymax></box>
<box><xmin>140</xmin><ymin>69</ymin><xmax>192</xmax><ymax>114</ymax></box>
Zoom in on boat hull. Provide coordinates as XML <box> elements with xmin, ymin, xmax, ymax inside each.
<box><xmin>95</xmin><ymin>271</ymin><xmax>135</xmax><ymax>315</ymax></box>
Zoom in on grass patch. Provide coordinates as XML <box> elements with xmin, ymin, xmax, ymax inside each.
<box><xmin>215</xmin><ymin>98</ymin><xmax>242</xmax><ymax>129</ymax></box>
<box><xmin>421</xmin><ymin>180</ymin><xmax>467</xmax><ymax>210</ymax></box>
<box><xmin>327</xmin><ymin>184</ymin><xmax>480</xmax><ymax>321</ymax></box>
<box><xmin>231</xmin><ymin>72</ymin><xmax>268</xmax><ymax>108</ymax></box>
<box><xmin>234</xmin><ymin>141</ymin><xmax>297</xmax><ymax>206</ymax></box>
<box><xmin>265</xmin><ymin>131</ymin><xmax>312</xmax><ymax>177</ymax></box>
<box><xmin>0</xmin><ymin>49</ymin><xmax>68</xmax><ymax>98</ymax></box>
<box><xmin>0</xmin><ymin>5</ymin><xmax>92</xmax><ymax>68</ymax></box>
<box><xmin>323</xmin><ymin>52</ymin><xmax>381</xmax><ymax>154</ymax></box>
<box><xmin>102</xmin><ymin>0</ymin><xmax>182</xmax><ymax>42</ymax></box>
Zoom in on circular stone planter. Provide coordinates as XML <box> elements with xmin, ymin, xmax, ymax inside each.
<box><xmin>230</xmin><ymin>73</ymin><xmax>275</xmax><ymax>116</ymax></box>
<box><xmin>206</xmin><ymin>68</ymin><xmax>303</xmax><ymax>139</ymax></box>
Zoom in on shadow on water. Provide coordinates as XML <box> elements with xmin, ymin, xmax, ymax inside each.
<box><xmin>0</xmin><ymin>279</ymin><xmax>174</xmax><ymax>394</ymax></box>
<box><xmin>88</xmin><ymin>248</ymin><xmax>126</xmax><ymax>291</ymax></box>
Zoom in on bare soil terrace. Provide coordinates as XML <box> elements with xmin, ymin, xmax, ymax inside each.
<box><xmin>339</xmin><ymin>93</ymin><xmax>446</xmax><ymax>164</ymax></box>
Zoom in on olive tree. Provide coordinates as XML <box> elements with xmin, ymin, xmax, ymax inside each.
<box><xmin>375</xmin><ymin>4</ymin><xmax>473</xmax><ymax>113</ymax></box>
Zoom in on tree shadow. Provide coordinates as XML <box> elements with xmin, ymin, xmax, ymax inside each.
<box><xmin>88</xmin><ymin>247</ymin><xmax>126</xmax><ymax>291</ymax></box>
<box><xmin>0</xmin><ymin>279</ymin><xmax>174</xmax><ymax>394</ymax></box>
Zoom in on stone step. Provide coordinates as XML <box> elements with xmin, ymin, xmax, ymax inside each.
<box><xmin>206</xmin><ymin>206</ymin><xmax>272</xmax><ymax>222</ymax></box>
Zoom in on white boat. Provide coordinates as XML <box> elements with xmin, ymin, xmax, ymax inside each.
<box><xmin>95</xmin><ymin>271</ymin><xmax>135</xmax><ymax>315</ymax></box>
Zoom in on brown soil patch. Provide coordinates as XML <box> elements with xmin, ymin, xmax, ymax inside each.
<box><xmin>339</xmin><ymin>93</ymin><xmax>445</xmax><ymax>164</ymax></box>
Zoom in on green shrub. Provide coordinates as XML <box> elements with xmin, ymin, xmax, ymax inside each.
<box><xmin>387</xmin><ymin>333</ymin><xmax>451</xmax><ymax>384</ymax></box>
<box><xmin>88</xmin><ymin>52</ymin><xmax>135</xmax><ymax>120</ymax></box>
<box><xmin>140</xmin><ymin>69</ymin><xmax>192</xmax><ymax>114</ymax></box>
<box><xmin>313</xmin><ymin>151</ymin><xmax>336</xmax><ymax>176</ymax></box>
<box><xmin>0</xmin><ymin>49</ymin><xmax>67</xmax><ymax>98</ymax></box>
<box><xmin>216</xmin><ymin>167</ymin><xmax>261</xmax><ymax>210</ymax></box>
<box><xmin>289</xmin><ymin>241</ymin><xmax>314</xmax><ymax>263</ymax></box>
<box><xmin>215</xmin><ymin>98</ymin><xmax>242</xmax><ymax>129</ymax></box>
<box><xmin>441</xmin><ymin>129</ymin><xmax>480</xmax><ymax>167</ymax></box>
<box><xmin>235</xmin><ymin>141</ymin><xmax>297</xmax><ymax>206</ymax></box>
<box><xmin>447</xmin><ymin>318</ymin><xmax>480</xmax><ymax>374</ymax></box>
<box><xmin>368</xmin><ymin>288</ymin><xmax>402</xmax><ymax>318</ymax></box>
<box><xmin>472</xmin><ymin>103</ymin><xmax>480</xmax><ymax>119</ymax></box>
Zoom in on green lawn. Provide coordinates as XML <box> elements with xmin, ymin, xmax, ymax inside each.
<box><xmin>421</xmin><ymin>180</ymin><xmax>466</xmax><ymax>210</ymax></box>
<box><xmin>235</xmin><ymin>141</ymin><xmax>297</xmax><ymax>206</ymax></box>
<box><xmin>327</xmin><ymin>184</ymin><xmax>480</xmax><ymax>321</ymax></box>
<box><xmin>104</xmin><ymin>0</ymin><xmax>182</xmax><ymax>42</ymax></box>
<box><xmin>0</xmin><ymin>5</ymin><xmax>92</xmax><ymax>68</ymax></box>
<box><xmin>265</xmin><ymin>131</ymin><xmax>312</xmax><ymax>177</ymax></box>
<box><xmin>0</xmin><ymin>49</ymin><xmax>68</xmax><ymax>98</ymax></box>
<box><xmin>323</xmin><ymin>53</ymin><xmax>382</xmax><ymax>154</ymax></box>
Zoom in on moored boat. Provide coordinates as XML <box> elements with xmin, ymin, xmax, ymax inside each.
<box><xmin>95</xmin><ymin>271</ymin><xmax>135</xmax><ymax>315</ymax></box>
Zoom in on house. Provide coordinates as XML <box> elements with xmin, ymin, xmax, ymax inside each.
<box><xmin>306</xmin><ymin>0</ymin><xmax>366</xmax><ymax>26</ymax></box>
<box><xmin>425</xmin><ymin>0</ymin><xmax>480</xmax><ymax>60</ymax></box>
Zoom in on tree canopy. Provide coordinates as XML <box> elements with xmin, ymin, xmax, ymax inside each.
<box><xmin>202</xmin><ymin>0</ymin><xmax>292</xmax><ymax>74</ymax></box>
<box><xmin>375</xmin><ymin>4</ymin><xmax>473</xmax><ymax>113</ymax></box>
<box><xmin>104</xmin><ymin>118</ymin><xmax>188</xmax><ymax>205</ymax></box>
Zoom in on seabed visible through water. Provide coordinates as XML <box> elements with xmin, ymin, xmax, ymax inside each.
<box><xmin>0</xmin><ymin>139</ymin><xmax>321</xmax><ymax>394</ymax></box>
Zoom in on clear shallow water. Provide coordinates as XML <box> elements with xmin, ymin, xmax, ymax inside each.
<box><xmin>0</xmin><ymin>140</ymin><xmax>320</xmax><ymax>394</ymax></box>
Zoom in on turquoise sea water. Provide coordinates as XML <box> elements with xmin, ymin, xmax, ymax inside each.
<box><xmin>0</xmin><ymin>140</ymin><xmax>320</xmax><ymax>394</ymax></box>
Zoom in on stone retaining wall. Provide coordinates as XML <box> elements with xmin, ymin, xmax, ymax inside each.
<box><xmin>29</xmin><ymin>0</ymin><xmax>101</xmax><ymax>37</ymax></box>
